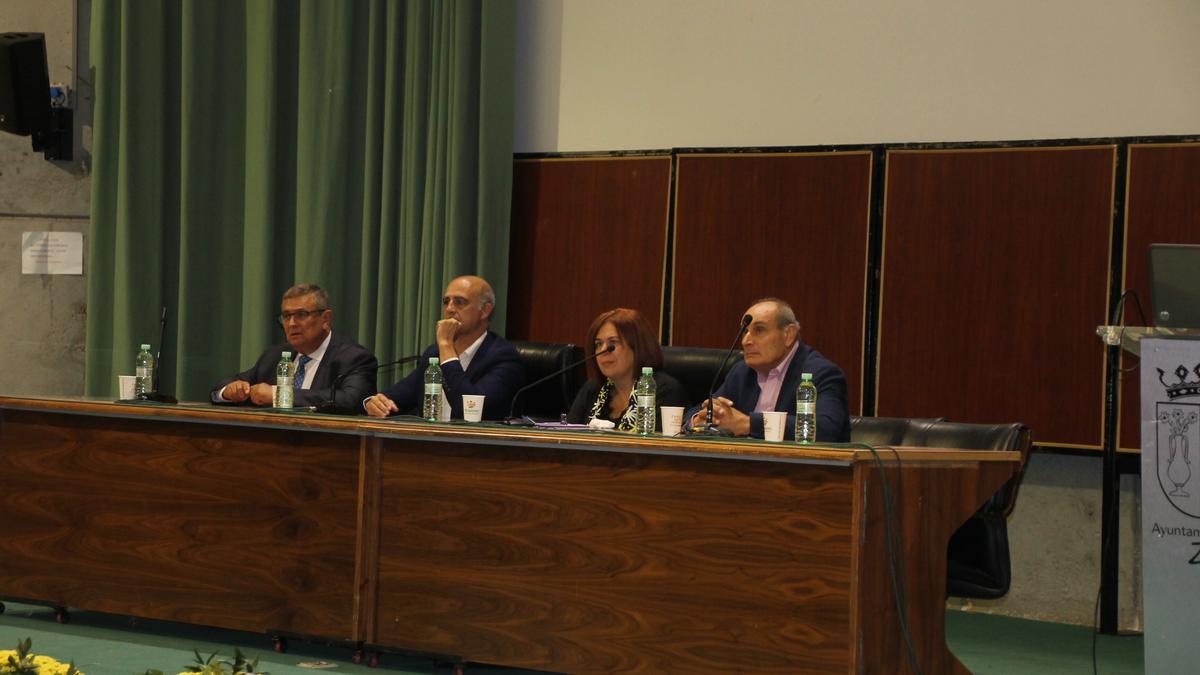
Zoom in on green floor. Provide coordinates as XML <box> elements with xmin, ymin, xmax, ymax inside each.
<box><xmin>0</xmin><ymin>602</ymin><xmax>1142</xmax><ymax>674</ymax></box>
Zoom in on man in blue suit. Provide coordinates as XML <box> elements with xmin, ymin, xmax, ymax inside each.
<box><xmin>211</xmin><ymin>283</ymin><xmax>377</xmax><ymax>414</ymax></box>
<box><xmin>363</xmin><ymin>275</ymin><xmax>524</xmax><ymax>420</ymax></box>
<box><xmin>687</xmin><ymin>298</ymin><xmax>850</xmax><ymax>442</ymax></box>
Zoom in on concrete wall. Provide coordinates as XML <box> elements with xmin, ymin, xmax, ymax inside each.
<box><xmin>514</xmin><ymin>0</ymin><xmax>1200</xmax><ymax>152</ymax></box>
<box><xmin>0</xmin><ymin>0</ymin><xmax>90</xmax><ymax>397</ymax></box>
<box><xmin>514</xmin><ymin>0</ymin><xmax>1160</xmax><ymax>629</ymax></box>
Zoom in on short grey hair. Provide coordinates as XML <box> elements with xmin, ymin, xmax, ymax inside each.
<box><xmin>283</xmin><ymin>283</ymin><xmax>329</xmax><ymax>311</ymax></box>
<box><xmin>754</xmin><ymin>297</ymin><xmax>799</xmax><ymax>329</ymax></box>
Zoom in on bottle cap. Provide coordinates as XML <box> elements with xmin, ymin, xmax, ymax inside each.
<box><xmin>429</xmin><ymin>357</ymin><xmax>440</xmax><ymax>365</ymax></box>
<box><xmin>281</xmin><ymin>351</ymin><xmax>292</xmax><ymax>358</ymax></box>
<box><xmin>140</xmin><ymin>343</ymin><xmax>151</xmax><ymax>350</ymax></box>
<box><xmin>801</xmin><ymin>372</ymin><xmax>813</xmax><ymax>380</ymax></box>
<box><xmin>642</xmin><ymin>366</ymin><xmax>653</xmax><ymax>375</ymax></box>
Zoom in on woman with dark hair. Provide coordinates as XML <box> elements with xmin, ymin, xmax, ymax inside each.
<box><xmin>566</xmin><ymin>308</ymin><xmax>689</xmax><ymax>430</ymax></box>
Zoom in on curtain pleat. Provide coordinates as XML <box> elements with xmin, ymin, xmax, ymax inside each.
<box><xmin>85</xmin><ymin>0</ymin><xmax>516</xmax><ymax>401</ymax></box>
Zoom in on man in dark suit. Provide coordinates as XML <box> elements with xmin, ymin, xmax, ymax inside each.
<box><xmin>687</xmin><ymin>298</ymin><xmax>850</xmax><ymax>442</ymax></box>
<box><xmin>363</xmin><ymin>275</ymin><xmax>524</xmax><ymax>420</ymax></box>
<box><xmin>211</xmin><ymin>283</ymin><xmax>377</xmax><ymax>413</ymax></box>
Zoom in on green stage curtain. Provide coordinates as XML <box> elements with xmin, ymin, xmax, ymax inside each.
<box><xmin>85</xmin><ymin>0</ymin><xmax>515</xmax><ymax>401</ymax></box>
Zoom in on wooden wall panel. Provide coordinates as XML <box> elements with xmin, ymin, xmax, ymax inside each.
<box><xmin>671</xmin><ymin>153</ymin><xmax>872</xmax><ymax>415</ymax></box>
<box><xmin>507</xmin><ymin>157</ymin><xmax>672</xmax><ymax>344</ymax></box>
<box><xmin>878</xmin><ymin>147</ymin><xmax>1115</xmax><ymax>448</ymax></box>
<box><xmin>1119</xmin><ymin>144</ymin><xmax>1200</xmax><ymax>450</ymax></box>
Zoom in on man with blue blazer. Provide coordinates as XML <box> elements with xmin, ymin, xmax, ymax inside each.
<box><xmin>687</xmin><ymin>298</ymin><xmax>850</xmax><ymax>442</ymax></box>
<box><xmin>211</xmin><ymin>283</ymin><xmax>378</xmax><ymax>414</ymax></box>
<box><xmin>363</xmin><ymin>275</ymin><xmax>524</xmax><ymax>421</ymax></box>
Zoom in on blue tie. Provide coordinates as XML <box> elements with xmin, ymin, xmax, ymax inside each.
<box><xmin>294</xmin><ymin>354</ymin><xmax>312</xmax><ymax>391</ymax></box>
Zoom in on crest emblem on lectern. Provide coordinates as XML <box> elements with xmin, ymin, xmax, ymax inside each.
<box><xmin>1155</xmin><ymin>404</ymin><xmax>1200</xmax><ymax>518</ymax></box>
<box><xmin>1156</xmin><ymin>365</ymin><xmax>1200</xmax><ymax>517</ymax></box>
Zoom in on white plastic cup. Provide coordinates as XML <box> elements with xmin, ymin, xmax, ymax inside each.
<box><xmin>762</xmin><ymin>411</ymin><xmax>787</xmax><ymax>442</ymax></box>
<box><xmin>462</xmin><ymin>394</ymin><xmax>485</xmax><ymax>422</ymax></box>
<box><xmin>118</xmin><ymin>375</ymin><xmax>136</xmax><ymax>400</ymax></box>
<box><xmin>660</xmin><ymin>406</ymin><xmax>685</xmax><ymax>436</ymax></box>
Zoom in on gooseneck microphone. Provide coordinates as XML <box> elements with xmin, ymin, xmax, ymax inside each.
<box><xmin>689</xmin><ymin>313</ymin><xmax>752</xmax><ymax>437</ymax></box>
<box><xmin>311</xmin><ymin>353</ymin><xmax>424</xmax><ymax>414</ymax></box>
<box><xmin>137</xmin><ymin>306</ymin><xmax>178</xmax><ymax>404</ymax></box>
<box><xmin>504</xmin><ymin>344</ymin><xmax>616</xmax><ymax>426</ymax></box>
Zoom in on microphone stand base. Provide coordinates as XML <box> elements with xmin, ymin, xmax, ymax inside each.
<box><xmin>686</xmin><ymin>424</ymin><xmax>735</xmax><ymax>438</ymax></box>
<box><xmin>503</xmin><ymin>416</ymin><xmax>537</xmax><ymax>427</ymax></box>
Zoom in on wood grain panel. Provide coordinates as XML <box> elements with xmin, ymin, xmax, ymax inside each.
<box><xmin>375</xmin><ymin>442</ymin><xmax>856</xmax><ymax>673</ymax></box>
<box><xmin>878</xmin><ymin>148</ymin><xmax>1115</xmax><ymax>448</ymax></box>
<box><xmin>508</xmin><ymin>156</ymin><xmax>672</xmax><ymax>344</ymax></box>
<box><xmin>0</xmin><ymin>398</ymin><xmax>1020</xmax><ymax>673</ymax></box>
<box><xmin>853</xmin><ymin>457</ymin><xmax>1016</xmax><ymax>674</ymax></box>
<box><xmin>1118</xmin><ymin>144</ymin><xmax>1200</xmax><ymax>450</ymax></box>
<box><xmin>0</xmin><ymin>409</ymin><xmax>361</xmax><ymax>639</ymax></box>
<box><xmin>671</xmin><ymin>152</ymin><xmax>872</xmax><ymax>415</ymax></box>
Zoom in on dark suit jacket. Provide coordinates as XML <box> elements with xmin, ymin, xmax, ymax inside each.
<box><xmin>376</xmin><ymin>331</ymin><xmax>525</xmax><ymax>420</ymax></box>
<box><xmin>210</xmin><ymin>331</ymin><xmax>378</xmax><ymax>414</ymax></box>
<box><xmin>686</xmin><ymin>342</ymin><xmax>850</xmax><ymax>442</ymax></box>
<box><xmin>566</xmin><ymin>371</ymin><xmax>691</xmax><ymax>425</ymax></box>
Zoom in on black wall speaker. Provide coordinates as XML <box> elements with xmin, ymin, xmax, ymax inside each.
<box><xmin>0</xmin><ymin>32</ymin><xmax>51</xmax><ymax>137</ymax></box>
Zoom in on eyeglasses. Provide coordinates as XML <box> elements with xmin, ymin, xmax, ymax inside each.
<box><xmin>278</xmin><ymin>309</ymin><xmax>326</xmax><ymax>324</ymax></box>
<box><xmin>593</xmin><ymin>338</ymin><xmax>623</xmax><ymax>353</ymax></box>
<box><xmin>442</xmin><ymin>296</ymin><xmax>472</xmax><ymax>308</ymax></box>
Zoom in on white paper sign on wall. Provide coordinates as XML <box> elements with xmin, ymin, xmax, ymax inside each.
<box><xmin>21</xmin><ymin>231</ymin><xmax>83</xmax><ymax>275</ymax></box>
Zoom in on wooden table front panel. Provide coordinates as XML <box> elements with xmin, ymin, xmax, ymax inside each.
<box><xmin>0</xmin><ymin>409</ymin><xmax>361</xmax><ymax>639</ymax></box>
<box><xmin>373</xmin><ymin>441</ymin><xmax>856</xmax><ymax>674</ymax></box>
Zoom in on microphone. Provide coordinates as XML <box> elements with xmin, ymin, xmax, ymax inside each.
<box><xmin>504</xmin><ymin>344</ymin><xmax>616</xmax><ymax>426</ymax></box>
<box><xmin>311</xmin><ymin>353</ymin><xmax>424</xmax><ymax>414</ymax></box>
<box><xmin>137</xmin><ymin>306</ymin><xmax>178</xmax><ymax>404</ymax></box>
<box><xmin>689</xmin><ymin>313</ymin><xmax>752</xmax><ymax>437</ymax></box>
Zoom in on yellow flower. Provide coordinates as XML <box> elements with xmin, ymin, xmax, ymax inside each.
<box><xmin>0</xmin><ymin>651</ymin><xmax>83</xmax><ymax>675</ymax></box>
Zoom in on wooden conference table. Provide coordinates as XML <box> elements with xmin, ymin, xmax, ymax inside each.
<box><xmin>0</xmin><ymin>396</ymin><xmax>1019</xmax><ymax>674</ymax></box>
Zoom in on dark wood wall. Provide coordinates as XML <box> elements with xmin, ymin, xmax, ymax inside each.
<box><xmin>672</xmin><ymin>153</ymin><xmax>871</xmax><ymax>414</ymax></box>
<box><xmin>878</xmin><ymin>147</ymin><xmax>1115</xmax><ymax>448</ymax></box>
<box><xmin>508</xmin><ymin>156</ymin><xmax>672</xmax><ymax>346</ymax></box>
<box><xmin>508</xmin><ymin>140</ymin><xmax>1200</xmax><ymax>451</ymax></box>
<box><xmin>1119</xmin><ymin>145</ymin><xmax>1200</xmax><ymax>450</ymax></box>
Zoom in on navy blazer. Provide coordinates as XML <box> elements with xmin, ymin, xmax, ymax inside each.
<box><xmin>686</xmin><ymin>342</ymin><xmax>850</xmax><ymax>442</ymax></box>
<box><xmin>376</xmin><ymin>331</ymin><xmax>525</xmax><ymax>420</ymax></box>
<box><xmin>210</xmin><ymin>331</ymin><xmax>378</xmax><ymax>413</ymax></box>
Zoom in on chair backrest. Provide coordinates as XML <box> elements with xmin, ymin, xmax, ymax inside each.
<box><xmin>897</xmin><ymin>419</ymin><xmax>1032</xmax><ymax>599</ymax></box>
<box><xmin>510</xmin><ymin>341</ymin><xmax>582</xmax><ymax>421</ymax></box>
<box><xmin>900</xmin><ymin>419</ymin><xmax>1031</xmax><ymax>516</ymax></box>
<box><xmin>661</xmin><ymin>345</ymin><xmax>745</xmax><ymax>406</ymax></box>
<box><xmin>849</xmin><ymin>416</ymin><xmax>912</xmax><ymax>446</ymax></box>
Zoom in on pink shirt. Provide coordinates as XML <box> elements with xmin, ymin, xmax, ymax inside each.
<box><xmin>753</xmin><ymin>341</ymin><xmax>801</xmax><ymax>413</ymax></box>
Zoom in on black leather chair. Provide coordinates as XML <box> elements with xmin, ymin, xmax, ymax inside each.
<box><xmin>850</xmin><ymin>416</ymin><xmax>946</xmax><ymax>446</ymax></box>
<box><xmin>661</xmin><ymin>345</ymin><xmax>745</xmax><ymax>406</ymax></box>
<box><xmin>510</xmin><ymin>341</ymin><xmax>582</xmax><ymax>421</ymax></box>
<box><xmin>899</xmin><ymin>419</ymin><xmax>1032</xmax><ymax>599</ymax></box>
<box><xmin>849</xmin><ymin>416</ymin><xmax>912</xmax><ymax>446</ymax></box>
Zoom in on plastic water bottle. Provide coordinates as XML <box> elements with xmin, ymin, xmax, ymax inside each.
<box><xmin>134</xmin><ymin>344</ymin><xmax>154</xmax><ymax>397</ymax></box>
<box><xmin>795</xmin><ymin>372</ymin><xmax>817</xmax><ymax>443</ymax></box>
<box><xmin>423</xmin><ymin>357</ymin><xmax>443</xmax><ymax>421</ymax></box>
<box><xmin>635</xmin><ymin>366</ymin><xmax>656</xmax><ymax>435</ymax></box>
<box><xmin>274</xmin><ymin>352</ymin><xmax>294</xmax><ymax>408</ymax></box>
